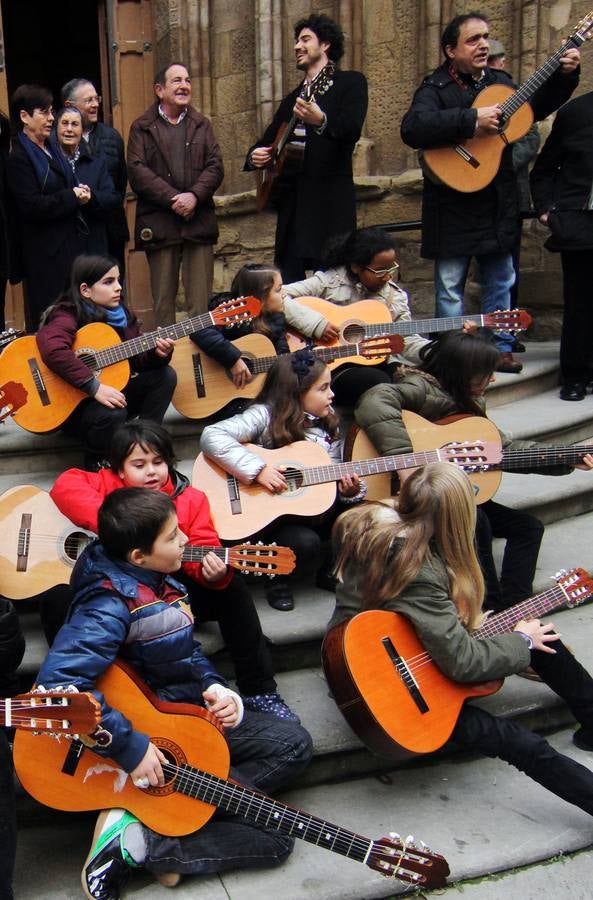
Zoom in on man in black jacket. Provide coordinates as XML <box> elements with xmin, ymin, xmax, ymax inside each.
<box><xmin>246</xmin><ymin>14</ymin><xmax>367</xmax><ymax>282</ymax></box>
<box><xmin>401</xmin><ymin>11</ymin><xmax>580</xmax><ymax>373</ymax></box>
<box><xmin>62</xmin><ymin>78</ymin><xmax>130</xmax><ymax>276</ymax></box>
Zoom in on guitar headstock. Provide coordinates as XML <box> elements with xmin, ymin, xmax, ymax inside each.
<box><xmin>358</xmin><ymin>334</ymin><xmax>404</xmax><ymax>358</ymax></box>
<box><xmin>0</xmin><ymin>381</ymin><xmax>28</xmax><ymax>422</ymax></box>
<box><xmin>9</xmin><ymin>688</ymin><xmax>101</xmax><ymax>735</ymax></box>
<box><xmin>572</xmin><ymin>11</ymin><xmax>593</xmax><ymax>44</ymax></box>
<box><xmin>483</xmin><ymin>308</ymin><xmax>532</xmax><ymax>333</ymax></box>
<box><xmin>228</xmin><ymin>542</ymin><xmax>297</xmax><ymax>576</ymax></box>
<box><xmin>440</xmin><ymin>439</ymin><xmax>502</xmax><ymax>471</ymax></box>
<box><xmin>554</xmin><ymin>567</ymin><xmax>593</xmax><ymax>608</ymax></box>
<box><xmin>367</xmin><ymin>834</ymin><xmax>449</xmax><ymax>888</ymax></box>
<box><xmin>211</xmin><ymin>296</ymin><xmax>262</xmax><ymax>327</ymax></box>
<box><xmin>0</xmin><ymin>328</ymin><xmax>24</xmax><ymax>349</ymax></box>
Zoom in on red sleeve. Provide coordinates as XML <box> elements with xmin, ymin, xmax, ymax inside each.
<box><xmin>175</xmin><ymin>487</ymin><xmax>232</xmax><ymax>589</ymax></box>
<box><xmin>50</xmin><ymin>469</ymin><xmax>124</xmax><ymax>533</ymax></box>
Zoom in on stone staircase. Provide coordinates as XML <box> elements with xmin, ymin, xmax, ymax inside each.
<box><xmin>6</xmin><ymin>340</ymin><xmax>593</xmax><ymax>898</ymax></box>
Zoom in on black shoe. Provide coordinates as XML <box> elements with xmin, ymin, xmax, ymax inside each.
<box><xmin>512</xmin><ymin>339</ymin><xmax>526</xmax><ymax>353</ymax></box>
<box><xmin>560</xmin><ymin>382</ymin><xmax>586</xmax><ymax>401</ymax></box>
<box><xmin>264</xmin><ymin>577</ymin><xmax>294</xmax><ymax>611</ymax></box>
<box><xmin>495</xmin><ymin>352</ymin><xmax>523</xmax><ymax>374</ymax></box>
<box><xmin>573</xmin><ymin>727</ymin><xmax>593</xmax><ymax>751</ymax></box>
<box><xmin>82</xmin><ymin>809</ymin><xmax>138</xmax><ymax>900</ymax></box>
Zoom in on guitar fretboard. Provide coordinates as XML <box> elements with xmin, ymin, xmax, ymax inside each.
<box><xmin>501</xmin><ymin>446</ymin><xmax>593</xmax><ymax>471</ymax></box>
<box><xmin>500</xmin><ymin>31</ymin><xmax>589</xmax><ymax>119</ymax></box>
<box><xmin>93</xmin><ymin>311</ymin><xmax>217</xmax><ymax>368</ymax></box>
<box><xmin>168</xmin><ymin>760</ymin><xmax>375</xmax><ymax>863</ymax></box>
<box><xmin>299</xmin><ymin>448</ymin><xmax>444</xmax><ymax>487</ymax></box>
<box><xmin>473</xmin><ymin>583</ymin><xmax>571</xmax><ymax>639</ymax></box>
<box><xmin>182</xmin><ymin>545</ymin><xmax>229</xmax><ymax>563</ymax></box>
<box><xmin>246</xmin><ymin>342</ymin><xmax>366</xmax><ymax>377</ymax></box>
<box><xmin>360</xmin><ymin>314</ymin><xmax>488</xmax><ymax>338</ymax></box>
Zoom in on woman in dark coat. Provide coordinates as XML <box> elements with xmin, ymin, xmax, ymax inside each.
<box><xmin>52</xmin><ymin>106</ymin><xmax>120</xmax><ymax>257</ymax></box>
<box><xmin>7</xmin><ymin>84</ymin><xmax>89</xmax><ymax>331</ymax></box>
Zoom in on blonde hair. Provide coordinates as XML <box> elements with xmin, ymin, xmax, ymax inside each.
<box><xmin>333</xmin><ymin>462</ymin><xmax>484</xmax><ymax>629</ymax></box>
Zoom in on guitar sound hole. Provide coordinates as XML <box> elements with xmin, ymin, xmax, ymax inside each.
<box><xmin>76</xmin><ymin>350</ymin><xmax>98</xmax><ymax>371</ymax></box>
<box><xmin>284</xmin><ymin>467</ymin><xmax>304</xmax><ymax>492</ymax></box>
<box><xmin>63</xmin><ymin>532</ymin><xmax>93</xmax><ymax>563</ymax></box>
<box><xmin>342</xmin><ymin>323</ymin><xmax>366</xmax><ymax>344</ymax></box>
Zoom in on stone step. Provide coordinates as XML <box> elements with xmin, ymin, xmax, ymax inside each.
<box><xmin>12</xmin><ymin>722</ymin><xmax>593</xmax><ymax>899</ymax></box>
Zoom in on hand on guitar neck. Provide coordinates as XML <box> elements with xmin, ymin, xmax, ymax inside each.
<box><xmin>513</xmin><ymin>618</ymin><xmax>561</xmax><ymax>653</ymax></box>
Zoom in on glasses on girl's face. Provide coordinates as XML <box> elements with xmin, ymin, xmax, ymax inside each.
<box><xmin>364</xmin><ymin>263</ymin><xmax>400</xmax><ymax>277</ymax></box>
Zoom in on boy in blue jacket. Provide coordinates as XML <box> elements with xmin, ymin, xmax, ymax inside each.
<box><xmin>36</xmin><ymin>488</ymin><xmax>312</xmax><ymax>900</ymax></box>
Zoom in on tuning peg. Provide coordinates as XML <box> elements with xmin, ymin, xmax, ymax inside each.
<box><xmin>553</xmin><ymin>568</ymin><xmax>567</xmax><ymax>579</ymax></box>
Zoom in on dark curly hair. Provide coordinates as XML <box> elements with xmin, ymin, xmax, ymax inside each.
<box><xmin>294</xmin><ymin>14</ymin><xmax>344</xmax><ymax>63</ymax></box>
<box><xmin>324</xmin><ymin>227</ymin><xmax>397</xmax><ymax>270</ymax></box>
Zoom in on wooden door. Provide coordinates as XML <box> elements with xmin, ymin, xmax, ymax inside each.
<box><xmin>106</xmin><ymin>0</ymin><xmax>156</xmax><ymax>328</ymax></box>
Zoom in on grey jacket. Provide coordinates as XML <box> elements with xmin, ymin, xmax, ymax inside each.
<box><xmin>200</xmin><ymin>403</ymin><xmax>344</xmax><ymax>483</ymax></box>
<box><xmin>284</xmin><ymin>265</ymin><xmax>429</xmax><ymax>365</ymax></box>
<box><xmin>327</xmin><ymin>504</ymin><xmax>530</xmax><ymax>683</ymax></box>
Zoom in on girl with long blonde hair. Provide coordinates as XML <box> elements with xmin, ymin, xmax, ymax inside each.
<box><xmin>327</xmin><ymin>461</ymin><xmax>593</xmax><ymax>819</ymax></box>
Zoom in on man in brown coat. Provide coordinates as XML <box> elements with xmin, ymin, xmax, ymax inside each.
<box><xmin>127</xmin><ymin>63</ymin><xmax>224</xmax><ymax>325</ymax></box>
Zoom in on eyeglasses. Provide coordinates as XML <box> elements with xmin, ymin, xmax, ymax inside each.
<box><xmin>34</xmin><ymin>107</ymin><xmax>54</xmax><ymax>119</ymax></box>
<box><xmin>79</xmin><ymin>95</ymin><xmax>101</xmax><ymax>106</ymax></box>
<box><xmin>364</xmin><ymin>263</ymin><xmax>400</xmax><ymax>277</ymax></box>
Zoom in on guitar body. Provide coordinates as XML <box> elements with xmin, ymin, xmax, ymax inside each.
<box><xmin>422</xmin><ymin>84</ymin><xmax>534</xmax><ymax>193</ymax></box>
<box><xmin>322</xmin><ymin>611</ymin><xmax>502</xmax><ymax>760</ymax></box>
<box><xmin>287</xmin><ymin>298</ymin><xmax>392</xmax><ymax>367</ymax></box>
<box><xmin>192</xmin><ymin>442</ymin><xmax>337</xmax><ymax>540</ymax></box>
<box><xmin>14</xmin><ymin>662</ymin><xmax>230</xmax><ymax>837</ymax></box>
<box><xmin>345</xmin><ymin>412</ymin><xmax>503</xmax><ymax>504</ymax></box>
<box><xmin>255</xmin><ymin>121</ymin><xmax>305</xmax><ymax>212</ymax></box>
<box><xmin>0</xmin><ymin>324</ymin><xmax>130</xmax><ymax>433</ymax></box>
<box><xmin>0</xmin><ymin>486</ymin><xmax>94</xmax><ymax>599</ymax></box>
<box><xmin>171</xmin><ymin>334</ymin><xmax>275</xmax><ymax>419</ymax></box>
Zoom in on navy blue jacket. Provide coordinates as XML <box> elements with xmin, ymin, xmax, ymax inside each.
<box><xmin>191</xmin><ymin>292</ymin><xmax>289</xmax><ymax>368</ymax></box>
<box><xmin>36</xmin><ymin>541</ymin><xmax>225</xmax><ymax>772</ymax></box>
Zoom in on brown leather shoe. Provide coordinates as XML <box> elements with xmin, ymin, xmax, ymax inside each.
<box><xmin>496</xmin><ymin>352</ymin><xmax>523</xmax><ymax>374</ymax></box>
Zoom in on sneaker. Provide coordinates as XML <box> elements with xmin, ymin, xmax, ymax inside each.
<box><xmin>243</xmin><ymin>691</ymin><xmax>301</xmax><ymax>723</ymax></box>
<box><xmin>82</xmin><ymin>809</ymin><xmax>139</xmax><ymax>900</ymax></box>
<box><xmin>573</xmin><ymin>727</ymin><xmax>593</xmax><ymax>751</ymax></box>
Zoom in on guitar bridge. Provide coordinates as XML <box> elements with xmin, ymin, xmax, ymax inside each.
<box><xmin>28</xmin><ymin>358</ymin><xmax>50</xmax><ymax>406</ymax></box>
<box><xmin>17</xmin><ymin>513</ymin><xmax>32</xmax><ymax>572</ymax></box>
<box><xmin>381</xmin><ymin>636</ymin><xmax>429</xmax><ymax>714</ymax></box>
<box><xmin>226</xmin><ymin>474</ymin><xmax>242</xmax><ymax>515</ymax></box>
<box><xmin>192</xmin><ymin>353</ymin><xmax>206</xmax><ymax>398</ymax></box>
<box><xmin>453</xmin><ymin>145</ymin><xmax>480</xmax><ymax>169</ymax></box>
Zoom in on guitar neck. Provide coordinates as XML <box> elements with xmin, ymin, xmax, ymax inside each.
<box><xmin>247</xmin><ymin>343</ymin><xmax>370</xmax><ymax>377</ymax></box>
<box><xmin>501</xmin><ymin>33</ymin><xmax>585</xmax><ymax>118</ymax></box>
<box><xmin>474</xmin><ymin>583</ymin><xmax>570</xmax><ymax>639</ymax></box>
<box><xmin>94</xmin><ymin>311</ymin><xmax>215</xmax><ymax>368</ymax></box>
<box><xmin>182</xmin><ymin>545</ymin><xmax>228</xmax><ymax>563</ymax></box>
<box><xmin>361</xmin><ymin>314</ymin><xmax>485</xmax><ymax>338</ymax></box>
<box><xmin>301</xmin><ymin>449</ymin><xmax>442</xmax><ymax>486</ymax></box>
<box><xmin>170</xmin><ymin>761</ymin><xmax>380</xmax><ymax>867</ymax></box>
<box><xmin>501</xmin><ymin>446</ymin><xmax>593</xmax><ymax>471</ymax></box>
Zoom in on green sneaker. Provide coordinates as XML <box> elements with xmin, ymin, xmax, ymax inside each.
<box><xmin>82</xmin><ymin>808</ymin><xmax>140</xmax><ymax>900</ymax></box>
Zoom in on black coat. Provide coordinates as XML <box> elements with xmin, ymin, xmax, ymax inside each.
<box><xmin>7</xmin><ymin>137</ymin><xmax>86</xmax><ymax>329</ymax></box>
<box><xmin>85</xmin><ymin>121</ymin><xmax>129</xmax><ymax>244</ymax></box>
<box><xmin>70</xmin><ymin>143</ymin><xmax>121</xmax><ymax>255</ymax></box>
<box><xmin>401</xmin><ymin>63</ymin><xmax>579</xmax><ymax>259</ymax></box>
<box><xmin>247</xmin><ymin>70</ymin><xmax>368</xmax><ymax>260</ymax></box>
<box><xmin>530</xmin><ymin>91</ymin><xmax>593</xmax><ymax>251</ymax></box>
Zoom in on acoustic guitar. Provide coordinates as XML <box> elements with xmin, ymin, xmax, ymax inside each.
<box><xmin>0</xmin><ymin>297</ymin><xmax>260</xmax><ymax>434</ymax></box>
<box><xmin>2</xmin><ymin>687</ymin><xmax>100</xmax><ymax>735</ymax></box>
<box><xmin>322</xmin><ymin>567</ymin><xmax>593</xmax><ymax>760</ymax></box>
<box><xmin>0</xmin><ymin>485</ymin><xmax>297</xmax><ymax>600</ymax></box>
<box><xmin>193</xmin><ymin>436</ymin><xmax>500</xmax><ymax>540</ymax></box>
<box><xmin>422</xmin><ymin>12</ymin><xmax>593</xmax><ymax>193</ymax></box>
<box><xmin>171</xmin><ymin>333</ymin><xmax>403</xmax><ymax>420</ymax></box>
<box><xmin>346</xmin><ymin>412</ymin><xmax>593</xmax><ymax>503</ymax></box>
<box><xmin>255</xmin><ymin>65</ymin><xmax>335</xmax><ymax>212</ymax></box>
<box><xmin>287</xmin><ymin>297</ymin><xmax>532</xmax><ymax>366</ymax></box>
<box><xmin>14</xmin><ymin>660</ymin><xmax>449</xmax><ymax>887</ymax></box>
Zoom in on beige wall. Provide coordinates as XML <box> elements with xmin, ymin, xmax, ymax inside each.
<box><xmin>153</xmin><ymin>0</ymin><xmax>593</xmax><ymax>334</ymax></box>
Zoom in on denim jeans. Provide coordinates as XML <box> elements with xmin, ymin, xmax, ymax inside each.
<box><xmin>434</xmin><ymin>253</ymin><xmax>516</xmax><ymax>352</ymax></box>
<box><xmin>452</xmin><ymin>641</ymin><xmax>593</xmax><ymax>815</ymax></box>
<box><xmin>143</xmin><ymin>710</ymin><xmax>313</xmax><ymax>875</ymax></box>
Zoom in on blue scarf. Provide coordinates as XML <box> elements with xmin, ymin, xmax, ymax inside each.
<box><xmin>82</xmin><ymin>300</ymin><xmax>128</xmax><ymax>329</ymax></box>
<box><xmin>18</xmin><ymin>131</ymin><xmax>75</xmax><ymax>191</ymax></box>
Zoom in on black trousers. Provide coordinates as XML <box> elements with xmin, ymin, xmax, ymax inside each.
<box><xmin>63</xmin><ymin>365</ymin><xmax>177</xmax><ymax>458</ymax></box>
<box><xmin>452</xmin><ymin>641</ymin><xmax>593</xmax><ymax>816</ymax></box>
<box><xmin>0</xmin><ymin>729</ymin><xmax>15</xmax><ymax>900</ymax></box>
<box><xmin>475</xmin><ymin>500</ymin><xmax>544</xmax><ymax>612</ymax></box>
<box><xmin>330</xmin><ymin>362</ymin><xmax>395</xmax><ymax>407</ymax></box>
<box><xmin>560</xmin><ymin>250</ymin><xmax>593</xmax><ymax>385</ymax></box>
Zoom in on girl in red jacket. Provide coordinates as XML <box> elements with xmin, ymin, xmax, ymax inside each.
<box><xmin>37</xmin><ymin>254</ymin><xmax>177</xmax><ymax>470</ymax></box>
<box><xmin>49</xmin><ymin>419</ymin><xmax>297</xmax><ymax>721</ymax></box>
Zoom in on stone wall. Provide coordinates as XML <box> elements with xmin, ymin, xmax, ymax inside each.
<box><xmin>154</xmin><ymin>0</ymin><xmax>593</xmax><ymax>335</ymax></box>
